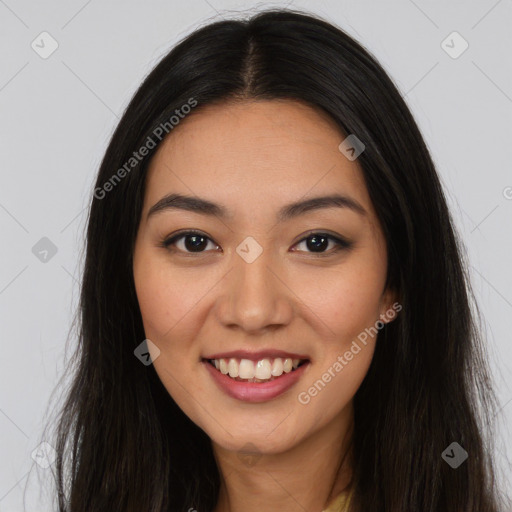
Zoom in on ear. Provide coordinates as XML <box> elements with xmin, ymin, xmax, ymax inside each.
<box><xmin>378</xmin><ymin>287</ymin><xmax>402</xmax><ymax>324</ymax></box>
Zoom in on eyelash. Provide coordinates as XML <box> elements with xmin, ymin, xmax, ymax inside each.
<box><xmin>158</xmin><ymin>229</ymin><xmax>352</xmax><ymax>257</ymax></box>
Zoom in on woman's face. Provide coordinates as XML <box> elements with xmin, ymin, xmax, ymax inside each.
<box><xmin>133</xmin><ymin>99</ymin><xmax>397</xmax><ymax>455</ymax></box>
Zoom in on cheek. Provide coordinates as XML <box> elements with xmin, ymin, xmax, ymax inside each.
<box><xmin>296</xmin><ymin>260</ymin><xmax>387</xmax><ymax>342</ymax></box>
<box><xmin>133</xmin><ymin>252</ymin><xmax>208</xmax><ymax>341</ymax></box>
<box><xmin>133</xmin><ymin>252</ymin><xmax>206</xmax><ymax>402</ymax></box>
<box><xmin>134</xmin><ymin>270</ymin><xmax>177</xmax><ymax>338</ymax></box>
<box><xmin>294</xmin><ymin>264</ymin><xmax>384</xmax><ymax>424</ymax></box>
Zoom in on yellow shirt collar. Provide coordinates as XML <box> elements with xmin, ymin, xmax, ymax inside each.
<box><xmin>322</xmin><ymin>487</ymin><xmax>353</xmax><ymax>512</ymax></box>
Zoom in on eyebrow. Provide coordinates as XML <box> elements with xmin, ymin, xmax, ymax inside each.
<box><xmin>147</xmin><ymin>192</ymin><xmax>366</xmax><ymax>221</ymax></box>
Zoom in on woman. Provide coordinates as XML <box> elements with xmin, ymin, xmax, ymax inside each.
<box><xmin>42</xmin><ymin>8</ymin><xmax>506</xmax><ymax>511</ymax></box>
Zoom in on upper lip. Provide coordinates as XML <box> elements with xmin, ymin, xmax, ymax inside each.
<box><xmin>203</xmin><ymin>349</ymin><xmax>310</xmax><ymax>361</ymax></box>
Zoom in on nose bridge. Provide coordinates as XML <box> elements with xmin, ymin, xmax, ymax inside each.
<box><xmin>219</xmin><ymin>238</ymin><xmax>292</xmax><ymax>332</ymax></box>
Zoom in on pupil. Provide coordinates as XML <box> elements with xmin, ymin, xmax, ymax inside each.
<box><xmin>185</xmin><ymin>235</ymin><xmax>208</xmax><ymax>252</ymax></box>
<box><xmin>307</xmin><ymin>235</ymin><xmax>328</xmax><ymax>252</ymax></box>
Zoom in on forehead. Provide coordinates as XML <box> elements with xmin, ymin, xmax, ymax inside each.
<box><xmin>143</xmin><ymin>99</ymin><xmax>373</xmax><ymax>220</ymax></box>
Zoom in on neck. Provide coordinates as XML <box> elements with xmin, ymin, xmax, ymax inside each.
<box><xmin>212</xmin><ymin>404</ymin><xmax>354</xmax><ymax>512</ymax></box>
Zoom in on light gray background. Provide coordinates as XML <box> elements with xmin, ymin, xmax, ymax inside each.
<box><xmin>1</xmin><ymin>0</ymin><xmax>511</xmax><ymax>510</ymax></box>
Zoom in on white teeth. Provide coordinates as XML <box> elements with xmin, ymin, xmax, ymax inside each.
<box><xmin>239</xmin><ymin>359</ymin><xmax>255</xmax><ymax>379</ymax></box>
<box><xmin>255</xmin><ymin>359</ymin><xmax>271</xmax><ymax>380</ymax></box>
<box><xmin>271</xmin><ymin>358</ymin><xmax>283</xmax><ymax>376</ymax></box>
<box><xmin>228</xmin><ymin>358</ymin><xmax>239</xmax><ymax>378</ymax></box>
<box><xmin>211</xmin><ymin>357</ymin><xmax>306</xmax><ymax>381</ymax></box>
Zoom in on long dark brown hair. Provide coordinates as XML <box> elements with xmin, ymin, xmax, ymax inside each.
<box><xmin>35</xmin><ymin>8</ymin><xmax>508</xmax><ymax>511</ymax></box>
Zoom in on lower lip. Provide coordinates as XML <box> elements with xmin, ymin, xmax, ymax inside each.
<box><xmin>203</xmin><ymin>360</ymin><xmax>310</xmax><ymax>403</ymax></box>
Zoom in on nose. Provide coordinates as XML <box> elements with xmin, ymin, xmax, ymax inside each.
<box><xmin>214</xmin><ymin>245</ymin><xmax>294</xmax><ymax>334</ymax></box>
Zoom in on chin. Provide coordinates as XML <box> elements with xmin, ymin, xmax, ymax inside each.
<box><xmin>204</xmin><ymin>414</ymin><xmax>305</xmax><ymax>454</ymax></box>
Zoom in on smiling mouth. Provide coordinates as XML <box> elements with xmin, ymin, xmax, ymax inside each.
<box><xmin>204</xmin><ymin>357</ymin><xmax>309</xmax><ymax>383</ymax></box>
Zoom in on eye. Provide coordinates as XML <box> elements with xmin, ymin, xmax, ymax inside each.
<box><xmin>292</xmin><ymin>232</ymin><xmax>352</xmax><ymax>255</ymax></box>
<box><xmin>160</xmin><ymin>230</ymin><xmax>220</xmax><ymax>254</ymax></box>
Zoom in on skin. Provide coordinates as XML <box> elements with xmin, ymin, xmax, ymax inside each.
<box><xmin>133</xmin><ymin>99</ymin><xmax>398</xmax><ymax>511</ymax></box>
